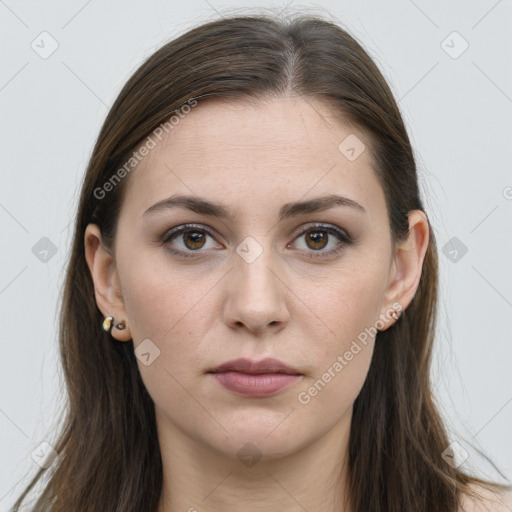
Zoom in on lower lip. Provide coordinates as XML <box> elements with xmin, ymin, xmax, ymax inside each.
<box><xmin>210</xmin><ymin>371</ymin><xmax>302</xmax><ymax>397</ymax></box>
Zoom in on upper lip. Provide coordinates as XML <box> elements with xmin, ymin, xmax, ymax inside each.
<box><xmin>208</xmin><ymin>357</ymin><xmax>302</xmax><ymax>375</ymax></box>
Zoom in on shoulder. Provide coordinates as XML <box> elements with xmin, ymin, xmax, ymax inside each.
<box><xmin>458</xmin><ymin>483</ymin><xmax>512</xmax><ymax>512</ymax></box>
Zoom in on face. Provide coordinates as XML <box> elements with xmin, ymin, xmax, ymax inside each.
<box><xmin>87</xmin><ymin>95</ymin><xmax>421</xmax><ymax>462</ymax></box>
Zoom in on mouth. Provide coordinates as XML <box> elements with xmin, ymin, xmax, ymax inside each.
<box><xmin>207</xmin><ymin>357</ymin><xmax>303</xmax><ymax>397</ymax></box>
<box><xmin>208</xmin><ymin>357</ymin><xmax>302</xmax><ymax>376</ymax></box>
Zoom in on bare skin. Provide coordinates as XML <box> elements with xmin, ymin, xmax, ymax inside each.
<box><xmin>459</xmin><ymin>484</ymin><xmax>512</xmax><ymax>512</ymax></box>
<box><xmin>85</xmin><ymin>95</ymin><xmax>433</xmax><ymax>511</ymax></box>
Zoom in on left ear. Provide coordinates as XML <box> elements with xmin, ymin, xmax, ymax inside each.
<box><xmin>377</xmin><ymin>209</ymin><xmax>430</xmax><ymax>331</ymax></box>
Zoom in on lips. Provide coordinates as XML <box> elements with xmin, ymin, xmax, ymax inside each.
<box><xmin>208</xmin><ymin>357</ymin><xmax>302</xmax><ymax>376</ymax></box>
<box><xmin>208</xmin><ymin>357</ymin><xmax>303</xmax><ymax>397</ymax></box>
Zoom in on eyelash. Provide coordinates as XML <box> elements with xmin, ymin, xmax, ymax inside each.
<box><xmin>161</xmin><ymin>223</ymin><xmax>353</xmax><ymax>260</ymax></box>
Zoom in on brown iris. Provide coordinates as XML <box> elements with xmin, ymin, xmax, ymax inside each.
<box><xmin>183</xmin><ymin>230</ymin><xmax>207</xmax><ymax>250</ymax></box>
<box><xmin>305</xmin><ymin>230</ymin><xmax>328</xmax><ymax>250</ymax></box>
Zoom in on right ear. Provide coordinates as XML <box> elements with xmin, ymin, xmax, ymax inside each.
<box><xmin>84</xmin><ymin>224</ymin><xmax>132</xmax><ymax>342</ymax></box>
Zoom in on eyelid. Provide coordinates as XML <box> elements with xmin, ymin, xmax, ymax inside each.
<box><xmin>163</xmin><ymin>222</ymin><xmax>217</xmax><ymax>236</ymax></box>
<box><xmin>290</xmin><ymin>222</ymin><xmax>352</xmax><ymax>242</ymax></box>
<box><xmin>162</xmin><ymin>223</ymin><xmax>222</xmax><ymax>247</ymax></box>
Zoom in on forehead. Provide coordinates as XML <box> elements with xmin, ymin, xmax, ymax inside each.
<box><xmin>122</xmin><ymin>96</ymin><xmax>386</xmax><ymax>222</ymax></box>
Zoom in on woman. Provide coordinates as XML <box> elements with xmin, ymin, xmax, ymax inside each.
<box><xmin>12</xmin><ymin>11</ymin><xmax>511</xmax><ymax>512</ymax></box>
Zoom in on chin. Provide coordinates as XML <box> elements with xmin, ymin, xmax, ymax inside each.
<box><xmin>205</xmin><ymin>419</ymin><xmax>311</xmax><ymax>463</ymax></box>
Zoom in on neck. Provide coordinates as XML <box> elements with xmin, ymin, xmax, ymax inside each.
<box><xmin>156</xmin><ymin>407</ymin><xmax>352</xmax><ymax>512</ymax></box>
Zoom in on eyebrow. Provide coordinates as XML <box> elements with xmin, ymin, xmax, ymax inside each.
<box><xmin>143</xmin><ymin>193</ymin><xmax>366</xmax><ymax>221</ymax></box>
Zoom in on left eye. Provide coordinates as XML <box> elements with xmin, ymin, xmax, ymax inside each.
<box><xmin>290</xmin><ymin>225</ymin><xmax>352</xmax><ymax>256</ymax></box>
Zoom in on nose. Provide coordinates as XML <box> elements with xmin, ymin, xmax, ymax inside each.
<box><xmin>222</xmin><ymin>245</ymin><xmax>290</xmax><ymax>334</ymax></box>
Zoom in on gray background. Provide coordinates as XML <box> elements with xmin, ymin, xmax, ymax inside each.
<box><xmin>1</xmin><ymin>0</ymin><xmax>511</xmax><ymax>508</ymax></box>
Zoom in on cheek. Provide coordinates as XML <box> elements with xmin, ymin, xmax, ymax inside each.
<box><xmin>309</xmin><ymin>263</ymin><xmax>387</xmax><ymax>348</ymax></box>
<box><xmin>295</xmin><ymin>283</ymin><xmax>378</xmax><ymax>420</ymax></box>
<box><xmin>304</xmin><ymin>295</ymin><xmax>376</xmax><ymax>401</ymax></box>
<box><xmin>299</xmin><ymin>342</ymin><xmax>374</xmax><ymax>416</ymax></box>
<box><xmin>298</xmin><ymin>257</ymin><xmax>387</xmax><ymax>397</ymax></box>
<box><xmin>118</xmin><ymin>252</ymin><xmax>224</xmax><ymax>392</ymax></box>
<box><xmin>119</xmin><ymin>260</ymin><xmax>216</xmax><ymax>419</ymax></box>
<box><xmin>119</xmin><ymin>249</ymin><xmax>216</xmax><ymax>342</ymax></box>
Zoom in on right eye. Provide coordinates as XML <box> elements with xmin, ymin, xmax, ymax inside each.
<box><xmin>162</xmin><ymin>224</ymin><xmax>223</xmax><ymax>257</ymax></box>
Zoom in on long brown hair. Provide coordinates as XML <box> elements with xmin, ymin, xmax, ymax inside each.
<box><xmin>12</xmin><ymin>11</ymin><xmax>509</xmax><ymax>512</ymax></box>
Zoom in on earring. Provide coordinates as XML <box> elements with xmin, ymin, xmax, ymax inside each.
<box><xmin>115</xmin><ymin>320</ymin><xmax>126</xmax><ymax>330</ymax></box>
<box><xmin>102</xmin><ymin>316</ymin><xmax>126</xmax><ymax>333</ymax></box>
<box><xmin>391</xmin><ymin>310</ymin><xmax>401</xmax><ymax>321</ymax></box>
